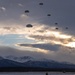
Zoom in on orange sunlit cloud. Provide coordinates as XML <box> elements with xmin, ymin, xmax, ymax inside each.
<box><xmin>0</xmin><ymin>24</ymin><xmax>75</xmax><ymax>49</ymax></box>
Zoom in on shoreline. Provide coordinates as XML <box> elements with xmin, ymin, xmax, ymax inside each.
<box><xmin>0</xmin><ymin>67</ymin><xmax>75</xmax><ymax>72</ymax></box>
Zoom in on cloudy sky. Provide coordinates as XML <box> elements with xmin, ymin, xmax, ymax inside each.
<box><xmin>0</xmin><ymin>0</ymin><xmax>75</xmax><ymax>64</ymax></box>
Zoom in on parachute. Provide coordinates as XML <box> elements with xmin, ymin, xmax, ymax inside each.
<box><xmin>25</xmin><ymin>10</ymin><xmax>29</xmax><ymax>15</ymax></box>
<box><xmin>55</xmin><ymin>27</ymin><xmax>58</xmax><ymax>30</ymax></box>
<box><xmin>55</xmin><ymin>23</ymin><xmax>58</xmax><ymax>25</ymax></box>
<box><xmin>26</xmin><ymin>24</ymin><xmax>33</xmax><ymax>28</ymax></box>
<box><xmin>47</xmin><ymin>14</ymin><xmax>51</xmax><ymax>16</ymax></box>
<box><xmin>66</xmin><ymin>27</ymin><xmax>68</xmax><ymax>29</ymax></box>
<box><xmin>25</xmin><ymin>10</ymin><xmax>29</xmax><ymax>13</ymax></box>
<box><xmin>39</xmin><ymin>3</ymin><xmax>43</xmax><ymax>5</ymax></box>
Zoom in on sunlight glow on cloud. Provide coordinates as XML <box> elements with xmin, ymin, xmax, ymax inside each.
<box><xmin>46</xmin><ymin>31</ymin><xmax>71</xmax><ymax>39</ymax></box>
<box><xmin>33</xmin><ymin>48</ymin><xmax>49</xmax><ymax>54</ymax></box>
<box><xmin>0</xmin><ymin>23</ymin><xmax>75</xmax><ymax>49</ymax></box>
<box><xmin>16</xmin><ymin>43</ymin><xmax>49</xmax><ymax>54</ymax></box>
<box><xmin>20</xmin><ymin>14</ymin><xmax>29</xmax><ymax>19</ymax></box>
<box><xmin>66</xmin><ymin>42</ymin><xmax>75</xmax><ymax>48</ymax></box>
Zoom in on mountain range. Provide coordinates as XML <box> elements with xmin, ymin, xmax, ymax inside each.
<box><xmin>0</xmin><ymin>55</ymin><xmax>74</xmax><ymax>69</ymax></box>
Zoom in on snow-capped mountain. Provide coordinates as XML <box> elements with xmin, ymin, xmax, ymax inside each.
<box><xmin>0</xmin><ymin>55</ymin><xmax>75</xmax><ymax>71</ymax></box>
<box><xmin>5</xmin><ymin>55</ymin><xmax>34</xmax><ymax>62</ymax></box>
<box><xmin>0</xmin><ymin>56</ymin><xmax>3</xmax><ymax>60</ymax></box>
<box><xmin>5</xmin><ymin>55</ymin><xmax>52</xmax><ymax>63</ymax></box>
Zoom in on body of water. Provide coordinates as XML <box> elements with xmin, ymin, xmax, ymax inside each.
<box><xmin>0</xmin><ymin>72</ymin><xmax>75</xmax><ymax>75</ymax></box>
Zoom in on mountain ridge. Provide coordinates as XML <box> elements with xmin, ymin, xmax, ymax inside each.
<box><xmin>0</xmin><ymin>56</ymin><xmax>74</xmax><ymax>70</ymax></box>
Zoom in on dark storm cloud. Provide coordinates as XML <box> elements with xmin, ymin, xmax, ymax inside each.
<box><xmin>0</xmin><ymin>0</ymin><xmax>75</xmax><ymax>32</ymax></box>
<box><xmin>18</xmin><ymin>43</ymin><xmax>60</xmax><ymax>51</ymax></box>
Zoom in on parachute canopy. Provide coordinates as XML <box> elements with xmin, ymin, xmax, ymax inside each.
<box><xmin>39</xmin><ymin>3</ymin><xmax>43</xmax><ymax>5</ymax></box>
<box><xmin>47</xmin><ymin>14</ymin><xmax>51</xmax><ymax>16</ymax></box>
<box><xmin>55</xmin><ymin>23</ymin><xmax>58</xmax><ymax>25</ymax></box>
<box><xmin>55</xmin><ymin>27</ymin><xmax>58</xmax><ymax>30</ymax></box>
<box><xmin>25</xmin><ymin>10</ymin><xmax>29</xmax><ymax>13</ymax></box>
<box><xmin>26</xmin><ymin>24</ymin><xmax>33</xmax><ymax>28</ymax></box>
<box><xmin>66</xmin><ymin>27</ymin><xmax>68</xmax><ymax>29</ymax></box>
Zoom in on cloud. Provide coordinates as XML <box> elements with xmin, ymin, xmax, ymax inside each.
<box><xmin>0</xmin><ymin>0</ymin><xmax>75</xmax><ymax>64</ymax></box>
<box><xmin>0</xmin><ymin>46</ymin><xmax>50</xmax><ymax>59</ymax></box>
<box><xmin>17</xmin><ymin>43</ymin><xmax>60</xmax><ymax>51</ymax></box>
<box><xmin>0</xmin><ymin>24</ymin><xmax>75</xmax><ymax>48</ymax></box>
<box><xmin>0</xmin><ymin>46</ymin><xmax>75</xmax><ymax>64</ymax></box>
<box><xmin>29</xmin><ymin>34</ymin><xmax>75</xmax><ymax>48</ymax></box>
<box><xmin>25</xmin><ymin>25</ymin><xmax>75</xmax><ymax>49</ymax></box>
<box><xmin>20</xmin><ymin>14</ymin><xmax>29</xmax><ymax>19</ymax></box>
<box><xmin>18</xmin><ymin>3</ymin><xmax>23</xmax><ymax>7</ymax></box>
<box><xmin>15</xmin><ymin>43</ymin><xmax>49</xmax><ymax>54</ymax></box>
<box><xmin>0</xmin><ymin>0</ymin><xmax>75</xmax><ymax>35</ymax></box>
<box><xmin>0</xmin><ymin>7</ymin><xmax>6</xmax><ymax>11</ymax></box>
